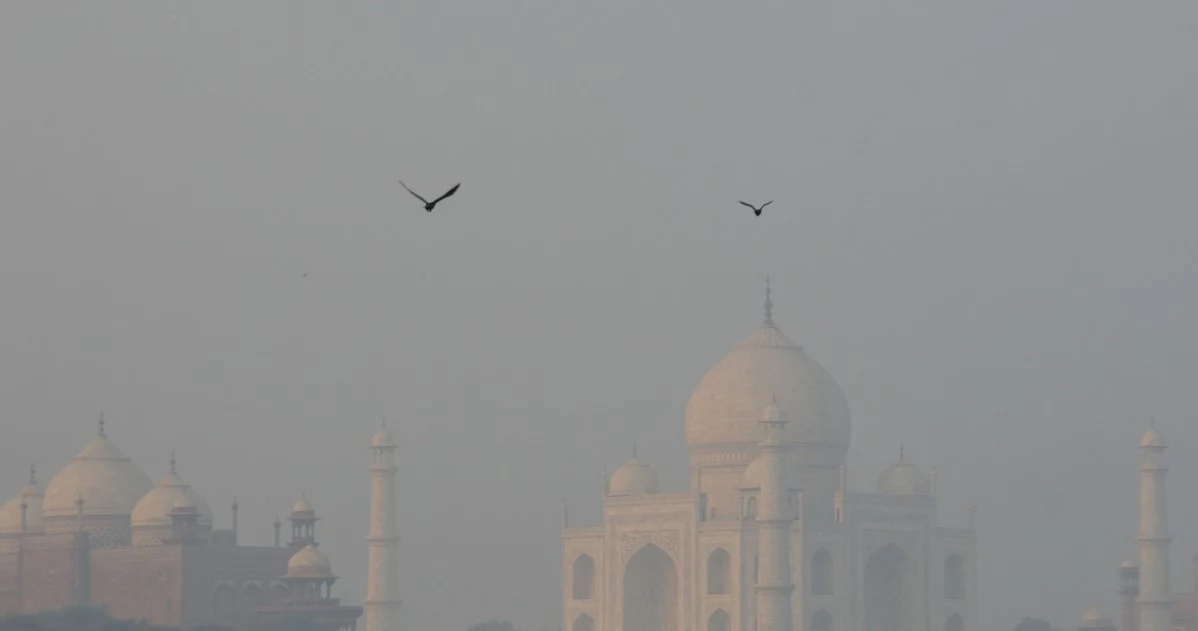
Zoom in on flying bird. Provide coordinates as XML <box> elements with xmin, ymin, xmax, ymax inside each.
<box><xmin>398</xmin><ymin>180</ymin><xmax>460</xmax><ymax>212</ymax></box>
<box><xmin>739</xmin><ymin>200</ymin><xmax>773</xmax><ymax>216</ymax></box>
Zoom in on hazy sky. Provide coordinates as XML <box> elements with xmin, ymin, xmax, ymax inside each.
<box><xmin>1</xmin><ymin>3</ymin><xmax>1196</xmax><ymax>631</ymax></box>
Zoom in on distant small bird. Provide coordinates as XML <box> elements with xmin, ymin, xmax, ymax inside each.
<box><xmin>739</xmin><ymin>200</ymin><xmax>773</xmax><ymax>217</ymax></box>
<box><xmin>302</xmin><ymin>273</ymin><xmax>308</xmax><ymax>278</ymax></box>
<box><xmin>398</xmin><ymin>179</ymin><xmax>461</xmax><ymax>212</ymax></box>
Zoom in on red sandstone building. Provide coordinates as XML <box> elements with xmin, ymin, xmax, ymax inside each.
<box><xmin>0</xmin><ymin>420</ymin><xmax>360</xmax><ymax>629</ymax></box>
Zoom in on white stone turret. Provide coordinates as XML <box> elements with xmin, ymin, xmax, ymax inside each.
<box><xmin>1138</xmin><ymin>425</ymin><xmax>1171</xmax><ymax>631</ymax></box>
<box><xmin>365</xmin><ymin>427</ymin><xmax>401</xmax><ymax>631</ymax></box>
<box><xmin>755</xmin><ymin>398</ymin><xmax>793</xmax><ymax>631</ymax></box>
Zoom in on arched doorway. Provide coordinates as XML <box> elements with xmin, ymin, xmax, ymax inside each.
<box><xmin>573</xmin><ymin>554</ymin><xmax>595</xmax><ymax>600</ymax></box>
<box><xmin>864</xmin><ymin>543</ymin><xmax>907</xmax><ymax>631</ymax></box>
<box><xmin>241</xmin><ymin>583</ymin><xmax>264</xmax><ymax>618</ymax></box>
<box><xmin>707</xmin><ymin>548</ymin><xmax>731</xmax><ymax>595</ymax></box>
<box><xmin>213</xmin><ymin>584</ymin><xmax>236</xmax><ymax>625</ymax></box>
<box><xmin>812</xmin><ymin>609</ymin><xmax>832</xmax><ymax>631</ymax></box>
<box><xmin>946</xmin><ymin>614</ymin><xmax>964</xmax><ymax>631</ymax></box>
<box><xmin>623</xmin><ymin>544</ymin><xmax>678</xmax><ymax>631</ymax></box>
<box><xmin>708</xmin><ymin>609</ymin><xmax>730</xmax><ymax>631</ymax></box>
<box><xmin>572</xmin><ymin>613</ymin><xmax>595</xmax><ymax>631</ymax></box>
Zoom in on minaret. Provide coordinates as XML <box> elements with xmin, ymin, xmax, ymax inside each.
<box><xmin>1137</xmin><ymin>424</ymin><xmax>1171</xmax><ymax>631</ymax></box>
<box><xmin>365</xmin><ymin>426</ymin><xmax>401</xmax><ymax>631</ymax></box>
<box><xmin>755</xmin><ymin>398</ymin><xmax>794</xmax><ymax>631</ymax></box>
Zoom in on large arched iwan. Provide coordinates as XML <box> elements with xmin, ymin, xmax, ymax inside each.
<box><xmin>811</xmin><ymin>548</ymin><xmax>833</xmax><ymax>596</ymax></box>
<box><xmin>623</xmin><ymin>544</ymin><xmax>678</xmax><ymax>631</ymax></box>
<box><xmin>864</xmin><ymin>543</ymin><xmax>908</xmax><ymax>631</ymax></box>
<box><xmin>944</xmin><ymin>553</ymin><xmax>965</xmax><ymax>600</ymax></box>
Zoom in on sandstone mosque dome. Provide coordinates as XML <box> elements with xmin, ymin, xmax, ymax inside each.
<box><xmin>131</xmin><ymin>453</ymin><xmax>214</xmax><ymax>528</ymax></box>
<box><xmin>684</xmin><ymin>280</ymin><xmax>851</xmax><ymax>450</ymax></box>
<box><xmin>292</xmin><ymin>496</ymin><xmax>315</xmax><ymax>515</ymax></box>
<box><xmin>607</xmin><ymin>449</ymin><xmax>660</xmax><ymax>497</ymax></box>
<box><xmin>287</xmin><ymin>544</ymin><xmax>335</xmax><ymax>578</ymax></box>
<box><xmin>0</xmin><ymin>466</ymin><xmax>44</xmax><ymax>535</ymax></box>
<box><xmin>42</xmin><ymin>418</ymin><xmax>155</xmax><ymax>519</ymax></box>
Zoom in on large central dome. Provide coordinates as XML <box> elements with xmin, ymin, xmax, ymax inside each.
<box><xmin>685</xmin><ymin>316</ymin><xmax>851</xmax><ymax>449</ymax></box>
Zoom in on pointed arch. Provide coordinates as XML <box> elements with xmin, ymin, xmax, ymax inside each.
<box><xmin>573</xmin><ymin>553</ymin><xmax>596</xmax><ymax>600</ymax></box>
<box><xmin>708</xmin><ymin>609</ymin><xmax>730</xmax><ymax>631</ymax></box>
<box><xmin>812</xmin><ymin>609</ymin><xmax>833</xmax><ymax>631</ymax></box>
<box><xmin>946</xmin><ymin>613</ymin><xmax>964</xmax><ymax>631</ymax></box>
<box><xmin>623</xmin><ymin>544</ymin><xmax>678</xmax><ymax>631</ymax></box>
<box><xmin>241</xmin><ymin>583</ymin><xmax>264</xmax><ymax>614</ymax></box>
<box><xmin>811</xmin><ymin>548</ymin><xmax>833</xmax><ymax>596</ymax></box>
<box><xmin>213</xmin><ymin>583</ymin><xmax>236</xmax><ymax>624</ymax></box>
<box><xmin>572</xmin><ymin>613</ymin><xmax>595</xmax><ymax>631</ymax></box>
<box><xmin>944</xmin><ymin>553</ymin><xmax>965</xmax><ymax>600</ymax></box>
<box><xmin>746</xmin><ymin>497</ymin><xmax>758</xmax><ymax>519</ymax></box>
<box><xmin>707</xmin><ymin>548</ymin><xmax>731</xmax><ymax>595</ymax></box>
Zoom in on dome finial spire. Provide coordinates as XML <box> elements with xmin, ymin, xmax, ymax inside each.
<box><xmin>763</xmin><ymin>274</ymin><xmax>774</xmax><ymax>325</ymax></box>
<box><xmin>632</xmin><ymin>443</ymin><xmax>638</xmax><ymax>460</ymax></box>
<box><xmin>169</xmin><ymin>450</ymin><xmax>177</xmax><ymax>474</ymax></box>
<box><xmin>29</xmin><ymin>463</ymin><xmax>36</xmax><ymax>485</ymax></box>
<box><xmin>98</xmin><ymin>413</ymin><xmax>106</xmax><ymax>437</ymax></box>
<box><xmin>899</xmin><ymin>443</ymin><xmax>905</xmax><ymax>462</ymax></box>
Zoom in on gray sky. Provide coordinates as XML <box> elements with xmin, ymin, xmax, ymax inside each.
<box><xmin>1</xmin><ymin>3</ymin><xmax>1196</xmax><ymax>630</ymax></box>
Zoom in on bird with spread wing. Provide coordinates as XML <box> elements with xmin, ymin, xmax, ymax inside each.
<box><xmin>399</xmin><ymin>180</ymin><xmax>461</xmax><ymax>212</ymax></box>
<box><xmin>739</xmin><ymin>200</ymin><xmax>773</xmax><ymax>217</ymax></box>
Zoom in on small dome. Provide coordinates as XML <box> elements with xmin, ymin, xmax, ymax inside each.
<box><xmin>292</xmin><ymin>497</ymin><xmax>315</xmax><ymax>515</ymax></box>
<box><xmin>1141</xmin><ymin>427</ymin><xmax>1164</xmax><ymax>447</ymax></box>
<box><xmin>1121</xmin><ymin>557</ymin><xmax>1137</xmax><ymax>569</ymax></box>
<box><xmin>172</xmin><ymin>497</ymin><xmax>195</xmax><ymax>511</ymax></box>
<box><xmin>742</xmin><ymin>452</ymin><xmax>795</xmax><ymax>490</ymax></box>
<box><xmin>742</xmin><ymin>455</ymin><xmax>766</xmax><ymax>490</ymax></box>
<box><xmin>131</xmin><ymin>463</ymin><xmax>213</xmax><ymax>528</ymax></box>
<box><xmin>43</xmin><ymin>430</ymin><xmax>155</xmax><ymax>519</ymax></box>
<box><xmin>608</xmin><ymin>458</ymin><xmax>660</xmax><ymax>497</ymax></box>
<box><xmin>286</xmin><ymin>544</ymin><xmax>334</xmax><ymax>578</ymax></box>
<box><xmin>372</xmin><ymin>429</ymin><xmax>396</xmax><ymax>447</ymax></box>
<box><xmin>877</xmin><ymin>459</ymin><xmax>930</xmax><ymax>495</ymax></box>
<box><xmin>1081</xmin><ymin>608</ymin><xmax>1113</xmax><ymax>626</ymax></box>
<box><xmin>0</xmin><ymin>476</ymin><xmax>44</xmax><ymax>535</ymax></box>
